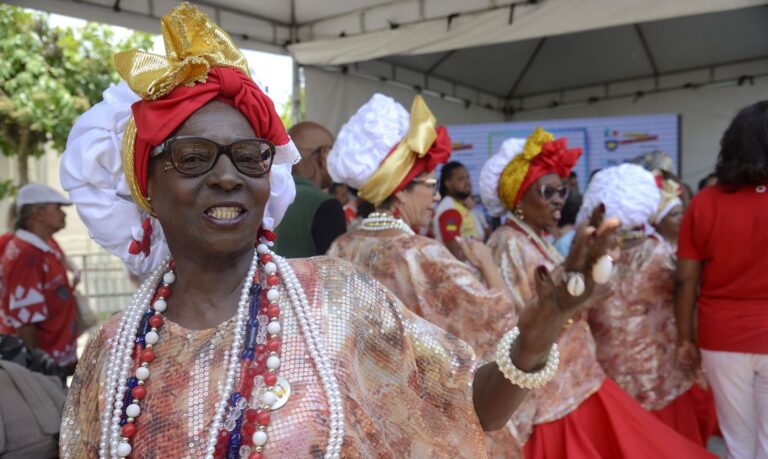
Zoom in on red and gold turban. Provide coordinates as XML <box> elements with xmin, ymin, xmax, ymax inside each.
<box><xmin>116</xmin><ymin>2</ymin><xmax>293</xmax><ymax>214</ymax></box>
<box><xmin>328</xmin><ymin>94</ymin><xmax>451</xmax><ymax>207</ymax></box>
<box><xmin>498</xmin><ymin>128</ymin><xmax>582</xmax><ymax>209</ymax></box>
<box><xmin>60</xmin><ymin>2</ymin><xmax>299</xmax><ymax>273</ymax></box>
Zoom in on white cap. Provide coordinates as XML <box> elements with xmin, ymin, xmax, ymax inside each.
<box><xmin>16</xmin><ymin>183</ymin><xmax>71</xmax><ymax>207</ymax></box>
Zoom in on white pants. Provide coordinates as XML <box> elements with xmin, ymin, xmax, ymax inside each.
<box><xmin>701</xmin><ymin>349</ymin><xmax>768</xmax><ymax>459</ymax></box>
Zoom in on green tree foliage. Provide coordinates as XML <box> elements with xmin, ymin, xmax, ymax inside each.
<box><xmin>280</xmin><ymin>87</ymin><xmax>305</xmax><ymax>130</ymax></box>
<box><xmin>0</xmin><ymin>5</ymin><xmax>152</xmax><ymax>192</ymax></box>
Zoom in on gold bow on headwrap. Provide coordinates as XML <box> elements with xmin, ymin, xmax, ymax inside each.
<box><xmin>498</xmin><ymin>127</ymin><xmax>555</xmax><ymax>210</ymax></box>
<box><xmin>114</xmin><ymin>1</ymin><xmax>250</xmax><ymax>101</ymax></box>
<box><xmin>358</xmin><ymin>95</ymin><xmax>438</xmax><ymax>206</ymax></box>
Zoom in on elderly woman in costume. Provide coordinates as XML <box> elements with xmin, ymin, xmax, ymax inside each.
<box><xmin>584</xmin><ymin>165</ymin><xmax>716</xmax><ymax>446</ymax></box>
<box><xmin>325</xmin><ymin>94</ymin><xmax>521</xmax><ymax>456</ymax></box>
<box><xmin>57</xmin><ymin>5</ymin><xmax>622</xmax><ymax>459</ymax></box>
<box><xmin>326</xmin><ymin>94</ymin><xmax>513</xmax><ymax>355</ymax></box>
<box><xmin>480</xmin><ymin>134</ymin><xmax>715</xmax><ymax>458</ymax></box>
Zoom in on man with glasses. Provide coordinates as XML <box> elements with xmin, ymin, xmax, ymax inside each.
<box><xmin>273</xmin><ymin>121</ymin><xmax>347</xmax><ymax>257</ymax></box>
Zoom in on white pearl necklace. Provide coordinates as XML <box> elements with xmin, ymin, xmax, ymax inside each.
<box><xmin>360</xmin><ymin>212</ymin><xmax>415</xmax><ymax>235</ymax></box>
<box><xmin>99</xmin><ymin>247</ymin><xmax>344</xmax><ymax>458</ymax></box>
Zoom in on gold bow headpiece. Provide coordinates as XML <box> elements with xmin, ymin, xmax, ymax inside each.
<box><xmin>114</xmin><ymin>2</ymin><xmax>250</xmax><ymax>101</ymax></box>
<box><xmin>358</xmin><ymin>95</ymin><xmax>438</xmax><ymax>206</ymax></box>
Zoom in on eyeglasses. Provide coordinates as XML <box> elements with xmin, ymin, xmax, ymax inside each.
<box><xmin>538</xmin><ymin>184</ymin><xmax>569</xmax><ymax>201</ymax></box>
<box><xmin>154</xmin><ymin>136</ymin><xmax>275</xmax><ymax>177</ymax></box>
<box><xmin>412</xmin><ymin>177</ymin><xmax>439</xmax><ymax>193</ymax></box>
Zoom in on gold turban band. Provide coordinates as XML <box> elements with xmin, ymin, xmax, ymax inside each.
<box><xmin>115</xmin><ymin>2</ymin><xmax>251</xmax><ymax>213</ymax></box>
<box><xmin>357</xmin><ymin>95</ymin><xmax>438</xmax><ymax>207</ymax></box>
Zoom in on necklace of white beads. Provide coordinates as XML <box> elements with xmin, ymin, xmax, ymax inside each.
<box><xmin>360</xmin><ymin>212</ymin><xmax>415</xmax><ymax>235</ymax></box>
<box><xmin>98</xmin><ymin>245</ymin><xmax>345</xmax><ymax>459</ymax></box>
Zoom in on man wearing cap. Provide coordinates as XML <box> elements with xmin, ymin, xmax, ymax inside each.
<box><xmin>0</xmin><ymin>183</ymin><xmax>78</xmax><ymax>373</ymax></box>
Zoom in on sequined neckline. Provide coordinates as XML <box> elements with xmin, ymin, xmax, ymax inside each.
<box><xmin>163</xmin><ymin>314</ymin><xmax>237</xmax><ymax>336</ymax></box>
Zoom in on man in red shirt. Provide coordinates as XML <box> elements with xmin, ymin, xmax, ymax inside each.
<box><xmin>1</xmin><ymin>184</ymin><xmax>78</xmax><ymax>374</ymax></box>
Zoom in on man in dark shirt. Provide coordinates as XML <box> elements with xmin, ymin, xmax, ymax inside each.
<box><xmin>273</xmin><ymin>122</ymin><xmax>347</xmax><ymax>257</ymax></box>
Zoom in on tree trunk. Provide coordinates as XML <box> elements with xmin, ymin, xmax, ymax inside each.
<box><xmin>17</xmin><ymin>122</ymin><xmax>30</xmax><ymax>185</ymax></box>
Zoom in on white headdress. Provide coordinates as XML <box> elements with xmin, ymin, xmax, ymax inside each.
<box><xmin>326</xmin><ymin>94</ymin><xmax>409</xmax><ymax>189</ymax></box>
<box><xmin>576</xmin><ymin>163</ymin><xmax>661</xmax><ymax>230</ymax></box>
<box><xmin>479</xmin><ymin>137</ymin><xmax>527</xmax><ymax>217</ymax></box>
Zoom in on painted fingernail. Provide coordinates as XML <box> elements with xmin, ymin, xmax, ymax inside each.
<box><xmin>536</xmin><ymin>265</ymin><xmax>548</xmax><ymax>279</ymax></box>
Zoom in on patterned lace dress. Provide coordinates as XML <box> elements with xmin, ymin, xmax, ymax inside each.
<box><xmin>60</xmin><ymin>257</ymin><xmax>489</xmax><ymax>458</ymax></box>
<box><xmin>329</xmin><ymin>230</ymin><xmax>523</xmax><ymax>457</ymax></box>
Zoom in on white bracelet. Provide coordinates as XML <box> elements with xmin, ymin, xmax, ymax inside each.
<box><xmin>495</xmin><ymin>327</ymin><xmax>559</xmax><ymax>389</ymax></box>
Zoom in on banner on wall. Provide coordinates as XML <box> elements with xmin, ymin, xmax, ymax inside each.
<box><xmin>445</xmin><ymin>114</ymin><xmax>680</xmax><ymax>192</ymax></box>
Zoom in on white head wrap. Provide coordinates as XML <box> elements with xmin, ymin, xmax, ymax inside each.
<box><xmin>479</xmin><ymin>137</ymin><xmax>527</xmax><ymax>217</ymax></box>
<box><xmin>326</xmin><ymin>94</ymin><xmax>409</xmax><ymax>188</ymax></box>
<box><xmin>576</xmin><ymin>163</ymin><xmax>661</xmax><ymax>230</ymax></box>
<box><xmin>60</xmin><ymin>81</ymin><xmax>297</xmax><ymax>276</ymax></box>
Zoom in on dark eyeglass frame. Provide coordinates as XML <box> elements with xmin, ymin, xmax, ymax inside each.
<box><xmin>538</xmin><ymin>184</ymin><xmax>569</xmax><ymax>201</ymax></box>
<box><xmin>154</xmin><ymin>136</ymin><xmax>276</xmax><ymax>178</ymax></box>
<box><xmin>411</xmin><ymin>177</ymin><xmax>439</xmax><ymax>192</ymax></box>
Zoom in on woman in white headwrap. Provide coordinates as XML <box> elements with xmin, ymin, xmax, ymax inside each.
<box><xmin>326</xmin><ymin>93</ymin><xmax>523</xmax><ymax>456</ymax></box>
<box><xmin>481</xmin><ymin>139</ymin><xmax>715</xmax><ymax>458</ymax></box>
<box><xmin>57</xmin><ymin>4</ymin><xmax>621</xmax><ymax>459</ymax></box>
<box><xmin>585</xmin><ymin>167</ymin><xmax>717</xmax><ymax>446</ymax></box>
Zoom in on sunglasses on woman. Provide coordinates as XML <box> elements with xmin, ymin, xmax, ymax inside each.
<box><xmin>538</xmin><ymin>184</ymin><xmax>569</xmax><ymax>201</ymax></box>
<box><xmin>154</xmin><ymin>136</ymin><xmax>276</xmax><ymax>177</ymax></box>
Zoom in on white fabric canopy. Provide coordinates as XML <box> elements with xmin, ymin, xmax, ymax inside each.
<box><xmin>289</xmin><ymin>0</ymin><xmax>765</xmax><ymax>65</ymax></box>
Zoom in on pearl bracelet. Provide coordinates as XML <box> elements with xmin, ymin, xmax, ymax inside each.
<box><xmin>495</xmin><ymin>327</ymin><xmax>559</xmax><ymax>390</ymax></box>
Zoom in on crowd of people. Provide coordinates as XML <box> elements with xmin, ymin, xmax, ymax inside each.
<box><xmin>0</xmin><ymin>3</ymin><xmax>766</xmax><ymax>459</ymax></box>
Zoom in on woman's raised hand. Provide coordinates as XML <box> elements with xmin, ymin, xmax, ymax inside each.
<box><xmin>520</xmin><ymin>204</ymin><xmax>621</xmax><ymax>336</ymax></box>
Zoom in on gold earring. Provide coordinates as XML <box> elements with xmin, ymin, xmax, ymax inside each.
<box><xmin>514</xmin><ymin>206</ymin><xmax>525</xmax><ymax>221</ymax></box>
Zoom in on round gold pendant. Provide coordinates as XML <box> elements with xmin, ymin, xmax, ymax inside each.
<box><xmin>270</xmin><ymin>376</ymin><xmax>291</xmax><ymax>410</ymax></box>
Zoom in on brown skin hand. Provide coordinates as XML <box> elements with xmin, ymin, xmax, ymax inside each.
<box><xmin>674</xmin><ymin>257</ymin><xmax>703</xmax><ymax>372</ymax></box>
<box><xmin>473</xmin><ymin>204</ymin><xmax>620</xmax><ymax>430</ymax></box>
<box><xmin>146</xmin><ymin>101</ymin><xmax>271</xmax><ymax>330</ymax></box>
<box><xmin>288</xmin><ymin>121</ymin><xmax>334</xmax><ymax>189</ymax></box>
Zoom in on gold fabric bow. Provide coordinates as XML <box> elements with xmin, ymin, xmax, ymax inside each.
<box><xmin>358</xmin><ymin>95</ymin><xmax>438</xmax><ymax>206</ymax></box>
<box><xmin>498</xmin><ymin>127</ymin><xmax>555</xmax><ymax>210</ymax></box>
<box><xmin>114</xmin><ymin>2</ymin><xmax>250</xmax><ymax>100</ymax></box>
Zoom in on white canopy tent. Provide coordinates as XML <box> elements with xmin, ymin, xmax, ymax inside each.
<box><xmin>10</xmin><ymin>0</ymin><xmax>768</xmax><ymax>182</ymax></box>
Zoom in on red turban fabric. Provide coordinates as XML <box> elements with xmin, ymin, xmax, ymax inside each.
<box><xmin>130</xmin><ymin>67</ymin><xmax>288</xmax><ymax>198</ymax></box>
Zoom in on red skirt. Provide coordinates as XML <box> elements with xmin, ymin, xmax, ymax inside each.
<box><xmin>650</xmin><ymin>384</ymin><xmax>718</xmax><ymax>446</ymax></box>
<box><xmin>523</xmin><ymin>379</ymin><xmax>716</xmax><ymax>459</ymax></box>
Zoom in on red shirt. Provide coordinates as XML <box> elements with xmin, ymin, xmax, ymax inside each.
<box><xmin>678</xmin><ymin>185</ymin><xmax>768</xmax><ymax>353</ymax></box>
<box><xmin>0</xmin><ymin>230</ymin><xmax>78</xmax><ymax>365</ymax></box>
